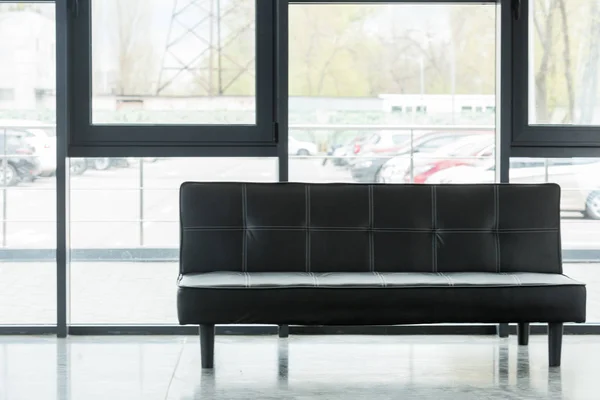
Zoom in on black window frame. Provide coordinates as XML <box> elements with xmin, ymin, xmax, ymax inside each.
<box><xmin>511</xmin><ymin>0</ymin><xmax>600</xmax><ymax>153</ymax></box>
<box><xmin>67</xmin><ymin>0</ymin><xmax>278</xmax><ymax>157</ymax></box>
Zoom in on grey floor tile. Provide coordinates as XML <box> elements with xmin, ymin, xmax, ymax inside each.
<box><xmin>0</xmin><ymin>336</ymin><xmax>185</xmax><ymax>400</ymax></box>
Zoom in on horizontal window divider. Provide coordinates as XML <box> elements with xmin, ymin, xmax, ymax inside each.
<box><xmin>0</xmin><ymin>326</ymin><xmax>57</xmax><ymax>335</ymax></box>
<box><xmin>68</xmin><ymin>144</ymin><xmax>278</xmax><ymax>158</ymax></box>
<box><xmin>511</xmin><ymin>146</ymin><xmax>600</xmax><ymax>158</ymax></box>
<box><xmin>78</xmin><ymin>126</ymin><xmax>274</xmax><ymax>143</ymax></box>
<box><xmin>3</xmin><ymin>324</ymin><xmax>600</xmax><ymax>337</ymax></box>
<box><xmin>513</xmin><ymin>131</ymin><xmax>600</xmax><ymax>147</ymax></box>
<box><xmin>67</xmin><ymin>325</ymin><xmax>276</xmax><ymax>336</ymax></box>
<box><xmin>61</xmin><ymin>324</ymin><xmax>572</xmax><ymax>336</ymax></box>
<box><xmin>70</xmin><ymin>188</ymin><xmax>181</xmax><ymax>191</ymax></box>
<box><xmin>68</xmin><ymin>220</ymin><xmax>178</xmax><ymax>223</ymax></box>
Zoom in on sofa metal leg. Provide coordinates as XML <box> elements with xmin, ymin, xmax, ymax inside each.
<box><xmin>518</xmin><ymin>323</ymin><xmax>530</xmax><ymax>345</ymax></box>
<box><xmin>199</xmin><ymin>324</ymin><xmax>215</xmax><ymax>369</ymax></box>
<box><xmin>498</xmin><ymin>323</ymin><xmax>510</xmax><ymax>338</ymax></box>
<box><xmin>548</xmin><ymin>323</ymin><xmax>563</xmax><ymax>367</ymax></box>
<box><xmin>278</xmin><ymin>324</ymin><xmax>289</xmax><ymax>338</ymax></box>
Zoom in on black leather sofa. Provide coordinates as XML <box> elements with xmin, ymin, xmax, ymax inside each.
<box><xmin>178</xmin><ymin>182</ymin><xmax>586</xmax><ymax>369</ymax></box>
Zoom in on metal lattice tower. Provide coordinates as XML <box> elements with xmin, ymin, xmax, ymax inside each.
<box><xmin>156</xmin><ymin>0</ymin><xmax>255</xmax><ymax>96</ymax></box>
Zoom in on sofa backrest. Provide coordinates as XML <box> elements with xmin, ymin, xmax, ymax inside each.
<box><xmin>179</xmin><ymin>183</ymin><xmax>562</xmax><ymax>275</ymax></box>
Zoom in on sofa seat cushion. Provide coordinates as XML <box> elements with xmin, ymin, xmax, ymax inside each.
<box><xmin>179</xmin><ymin>271</ymin><xmax>583</xmax><ymax>289</ymax></box>
<box><xmin>177</xmin><ymin>272</ymin><xmax>586</xmax><ymax>325</ymax></box>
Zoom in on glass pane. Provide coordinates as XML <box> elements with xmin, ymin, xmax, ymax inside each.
<box><xmin>91</xmin><ymin>0</ymin><xmax>256</xmax><ymax>125</ymax></box>
<box><xmin>510</xmin><ymin>157</ymin><xmax>600</xmax><ymax>322</ymax></box>
<box><xmin>69</xmin><ymin>157</ymin><xmax>277</xmax><ymax>324</ymax></box>
<box><xmin>529</xmin><ymin>0</ymin><xmax>600</xmax><ymax>125</ymax></box>
<box><xmin>0</xmin><ymin>2</ymin><xmax>56</xmax><ymax>325</ymax></box>
<box><xmin>288</xmin><ymin>4</ymin><xmax>497</xmax><ymax>183</ymax></box>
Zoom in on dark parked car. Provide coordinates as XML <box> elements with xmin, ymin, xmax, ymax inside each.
<box><xmin>0</xmin><ymin>131</ymin><xmax>40</xmax><ymax>186</ymax></box>
<box><xmin>350</xmin><ymin>130</ymin><xmax>492</xmax><ymax>183</ymax></box>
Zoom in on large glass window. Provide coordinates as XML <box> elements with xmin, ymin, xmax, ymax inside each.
<box><xmin>513</xmin><ymin>0</ymin><xmax>600</xmax><ymax>146</ymax></box>
<box><xmin>69</xmin><ymin>157</ymin><xmax>277</xmax><ymax>324</ymax></box>
<box><xmin>0</xmin><ymin>2</ymin><xmax>56</xmax><ymax>325</ymax></box>
<box><xmin>288</xmin><ymin>3</ymin><xmax>497</xmax><ymax>183</ymax></box>
<box><xmin>68</xmin><ymin>0</ymin><xmax>275</xmax><ymax>148</ymax></box>
<box><xmin>510</xmin><ymin>157</ymin><xmax>600</xmax><ymax>322</ymax></box>
<box><xmin>91</xmin><ymin>0</ymin><xmax>256</xmax><ymax>125</ymax></box>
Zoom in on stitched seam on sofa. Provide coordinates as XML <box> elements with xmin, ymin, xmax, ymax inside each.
<box><xmin>182</xmin><ymin>227</ymin><xmax>558</xmax><ymax>233</ymax></box>
<box><xmin>513</xmin><ymin>274</ymin><xmax>522</xmax><ymax>286</ymax></box>
<box><xmin>432</xmin><ymin>186</ymin><xmax>438</xmax><ymax>273</ymax></box>
<box><xmin>432</xmin><ymin>229</ymin><xmax>555</xmax><ymax>233</ymax></box>
<box><xmin>495</xmin><ymin>185</ymin><xmax>501</xmax><ymax>273</ymax></box>
<box><xmin>439</xmin><ymin>272</ymin><xmax>453</xmax><ymax>286</ymax></box>
<box><xmin>502</xmin><ymin>272</ymin><xmax>521</xmax><ymax>286</ymax></box>
<box><xmin>369</xmin><ymin>184</ymin><xmax>374</xmax><ymax>272</ymax></box>
<box><xmin>305</xmin><ymin>185</ymin><xmax>311</xmax><ymax>273</ymax></box>
<box><xmin>181</xmin><ymin>284</ymin><xmax>584</xmax><ymax>289</ymax></box>
<box><xmin>431</xmin><ymin>187</ymin><xmax>434</xmax><ymax>272</ymax></box>
<box><xmin>373</xmin><ymin>271</ymin><xmax>387</xmax><ymax>287</ymax></box>
<box><xmin>310</xmin><ymin>272</ymin><xmax>319</xmax><ymax>287</ymax></box>
<box><xmin>179</xmin><ymin>280</ymin><xmax>585</xmax><ymax>290</ymax></box>
<box><xmin>242</xmin><ymin>184</ymin><xmax>248</xmax><ymax>272</ymax></box>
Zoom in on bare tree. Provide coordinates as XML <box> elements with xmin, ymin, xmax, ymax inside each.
<box><xmin>289</xmin><ymin>5</ymin><xmax>374</xmax><ymax>97</ymax></box>
<box><xmin>373</xmin><ymin>27</ymin><xmax>437</xmax><ymax>95</ymax></box>
<box><xmin>533</xmin><ymin>0</ymin><xmax>559</xmax><ymax>123</ymax></box>
<box><xmin>558</xmin><ymin>0</ymin><xmax>575</xmax><ymax>122</ymax></box>
<box><xmin>210</xmin><ymin>0</ymin><xmax>256</xmax><ymax>96</ymax></box>
<box><xmin>448</xmin><ymin>6</ymin><xmax>496</xmax><ymax>95</ymax></box>
<box><xmin>531</xmin><ymin>0</ymin><xmax>582</xmax><ymax>124</ymax></box>
<box><xmin>93</xmin><ymin>0</ymin><xmax>157</xmax><ymax>96</ymax></box>
<box><xmin>577</xmin><ymin>2</ymin><xmax>600</xmax><ymax>124</ymax></box>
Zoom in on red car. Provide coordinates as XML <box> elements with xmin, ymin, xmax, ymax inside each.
<box><xmin>404</xmin><ymin>138</ymin><xmax>494</xmax><ymax>183</ymax></box>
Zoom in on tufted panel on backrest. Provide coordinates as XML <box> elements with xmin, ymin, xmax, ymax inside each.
<box><xmin>179</xmin><ymin>182</ymin><xmax>562</xmax><ymax>275</ymax></box>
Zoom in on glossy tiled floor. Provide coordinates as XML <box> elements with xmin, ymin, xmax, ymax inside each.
<box><xmin>0</xmin><ymin>334</ymin><xmax>599</xmax><ymax>400</ymax></box>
